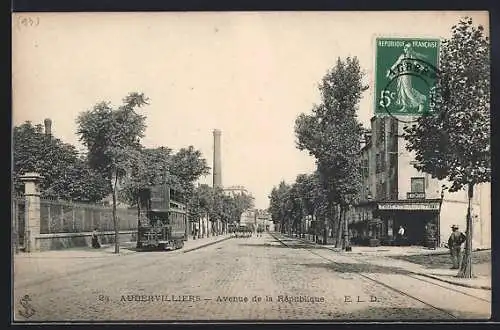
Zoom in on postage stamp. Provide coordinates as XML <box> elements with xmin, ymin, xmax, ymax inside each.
<box><xmin>375</xmin><ymin>38</ymin><xmax>440</xmax><ymax>123</ymax></box>
<box><xmin>11</xmin><ymin>11</ymin><xmax>491</xmax><ymax>323</ymax></box>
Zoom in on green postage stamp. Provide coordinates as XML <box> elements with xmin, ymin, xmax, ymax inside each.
<box><xmin>375</xmin><ymin>38</ymin><xmax>440</xmax><ymax>117</ymax></box>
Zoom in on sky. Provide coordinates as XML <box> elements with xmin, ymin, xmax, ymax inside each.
<box><xmin>12</xmin><ymin>11</ymin><xmax>489</xmax><ymax>209</ymax></box>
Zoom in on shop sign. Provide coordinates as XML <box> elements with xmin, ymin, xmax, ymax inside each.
<box><xmin>378</xmin><ymin>202</ymin><xmax>439</xmax><ymax>211</ymax></box>
<box><xmin>407</xmin><ymin>192</ymin><xmax>426</xmax><ymax>199</ymax></box>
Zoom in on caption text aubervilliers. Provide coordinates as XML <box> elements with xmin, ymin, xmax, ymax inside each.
<box><xmin>107</xmin><ymin>294</ymin><xmax>378</xmax><ymax>303</ymax></box>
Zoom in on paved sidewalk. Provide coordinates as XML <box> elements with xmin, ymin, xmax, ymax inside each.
<box><xmin>352</xmin><ymin>253</ymin><xmax>491</xmax><ymax>290</ymax></box>
<box><xmin>280</xmin><ymin>234</ymin><xmax>491</xmax><ymax>290</ymax></box>
<box><xmin>13</xmin><ymin>234</ymin><xmax>232</xmax><ymax>288</ymax></box>
<box><xmin>14</xmin><ymin>234</ymin><xmax>232</xmax><ymax>259</ymax></box>
<box><xmin>294</xmin><ymin>234</ymin><xmax>450</xmax><ymax>255</ymax></box>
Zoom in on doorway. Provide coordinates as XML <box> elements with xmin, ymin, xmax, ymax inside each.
<box><xmin>395</xmin><ymin>211</ymin><xmax>436</xmax><ymax>245</ymax></box>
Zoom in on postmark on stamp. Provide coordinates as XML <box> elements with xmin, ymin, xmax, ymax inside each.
<box><xmin>375</xmin><ymin>38</ymin><xmax>441</xmax><ymax>123</ymax></box>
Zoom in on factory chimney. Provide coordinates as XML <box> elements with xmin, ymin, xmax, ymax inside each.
<box><xmin>44</xmin><ymin>118</ymin><xmax>52</xmax><ymax>137</ymax></box>
<box><xmin>213</xmin><ymin>129</ymin><xmax>222</xmax><ymax>189</ymax></box>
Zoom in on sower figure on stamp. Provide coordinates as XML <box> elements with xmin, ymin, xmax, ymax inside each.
<box><xmin>91</xmin><ymin>227</ymin><xmax>101</xmax><ymax>249</ymax></box>
<box><xmin>386</xmin><ymin>43</ymin><xmax>428</xmax><ymax>113</ymax></box>
<box><xmin>448</xmin><ymin>224</ymin><xmax>466</xmax><ymax>269</ymax></box>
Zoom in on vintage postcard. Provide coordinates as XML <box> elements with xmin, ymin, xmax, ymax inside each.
<box><xmin>12</xmin><ymin>11</ymin><xmax>491</xmax><ymax>322</ymax></box>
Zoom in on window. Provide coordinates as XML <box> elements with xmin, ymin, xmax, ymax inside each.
<box><xmin>391</xmin><ymin>182</ymin><xmax>398</xmax><ymax>200</ymax></box>
<box><xmin>376</xmin><ymin>181</ymin><xmax>386</xmax><ymax>200</ymax></box>
<box><xmin>362</xmin><ymin>159</ymin><xmax>369</xmax><ymax>177</ymax></box>
<box><xmin>376</xmin><ymin>153</ymin><xmax>386</xmax><ymax>173</ymax></box>
<box><xmin>391</xmin><ymin>118</ymin><xmax>398</xmax><ymax>136</ymax></box>
<box><xmin>390</xmin><ymin>152</ymin><xmax>398</xmax><ymax>168</ymax></box>
<box><xmin>377</xmin><ymin>119</ymin><xmax>386</xmax><ymax>145</ymax></box>
<box><xmin>411</xmin><ymin>177</ymin><xmax>425</xmax><ymax>193</ymax></box>
<box><xmin>380</xmin><ymin>154</ymin><xmax>386</xmax><ymax>172</ymax></box>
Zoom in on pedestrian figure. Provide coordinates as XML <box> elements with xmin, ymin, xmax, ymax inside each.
<box><xmin>398</xmin><ymin>225</ymin><xmax>405</xmax><ymax>237</ymax></box>
<box><xmin>91</xmin><ymin>228</ymin><xmax>101</xmax><ymax>249</ymax></box>
<box><xmin>397</xmin><ymin>225</ymin><xmax>405</xmax><ymax>245</ymax></box>
<box><xmin>448</xmin><ymin>225</ymin><xmax>466</xmax><ymax>269</ymax></box>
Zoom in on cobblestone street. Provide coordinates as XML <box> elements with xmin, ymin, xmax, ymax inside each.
<box><xmin>13</xmin><ymin>234</ymin><xmax>491</xmax><ymax>321</ymax></box>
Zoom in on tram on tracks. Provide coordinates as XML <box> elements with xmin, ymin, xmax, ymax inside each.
<box><xmin>136</xmin><ymin>184</ymin><xmax>188</xmax><ymax>250</ymax></box>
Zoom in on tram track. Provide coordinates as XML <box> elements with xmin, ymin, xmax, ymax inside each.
<box><xmin>270</xmin><ymin>233</ymin><xmax>489</xmax><ymax>319</ymax></box>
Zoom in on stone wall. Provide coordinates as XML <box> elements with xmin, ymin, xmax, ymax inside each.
<box><xmin>36</xmin><ymin>230</ymin><xmax>137</xmax><ymax>251</ymax></box>
<box><xmin>14</xmin><ymin>172</ymin><xmax>141</xmax><ymax>252</ymax></box>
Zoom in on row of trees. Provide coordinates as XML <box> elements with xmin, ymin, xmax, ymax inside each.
<box><xmin>269</xmin><ymin>56</ymin><xmax>367</xmax><ymax>249</ymax></box>
<box><xmin>189</xmin><ymin>184</ymin><xmax>254</xmax><ymax>234</ymax></box>
<box><xmin>13</xmin><ymin>122</ymin><xmax>110</xmax><ymax>202</ymax></box>
<box><xmin>268</xmin><ymin>17</ymin><xmax>490</xmax><ymax>278</ymax></box>
<box><xmin>13</xmin><ymin>92</ymin><xmax>254</xmax><ymax>253</ymax></box>
<box><xmin>269</xmin><ymin>173</ymin><xmax>326</xmax><ymax>240</ymax></box>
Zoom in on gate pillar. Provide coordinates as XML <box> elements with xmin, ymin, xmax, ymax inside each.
<box><xmin>20</xmin><ymin>173</ymin><xmax>43</xmax><ymax>252</ymax></box>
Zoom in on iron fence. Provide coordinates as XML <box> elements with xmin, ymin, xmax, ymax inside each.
<box><xmin>39</xmin><ymin>198</ymin><xmax>138</xmax><ymax>234</ymax></box>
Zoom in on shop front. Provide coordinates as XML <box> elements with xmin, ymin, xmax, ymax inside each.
<box><xmin>350</xmin><ymin>199</ymin><xmax>441</xmax><ymax>247</ymax></box>
<box><xmin>348</xmin><ymin>202</ymin><xmax>378</xmax><ymax>245</ymax></box>
<box><xmin>375</xmin><ymin>200</ymin><xmax>441</xmax><ymax>246</ymax></box>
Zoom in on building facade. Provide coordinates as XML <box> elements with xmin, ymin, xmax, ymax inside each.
<box><xmin>240</xmin><ymin>209</ymin><xmax>274</xmax><ymax>232</ymax></box>
<box><xmin>223</xmin><ymin>185</ymin><xmax>249</xmax><ymax>197</ymax></box>
<box><xmin>348</xmin><ymin>115</ymin><xmax>490</xmax><ymax>249</ymax></box>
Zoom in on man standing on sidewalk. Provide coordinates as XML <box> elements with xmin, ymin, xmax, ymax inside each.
<box><xmin>448</xmin><ymin>225</ymin><xmax>466</xmax><ymax>269</ymax></box>
<box><xmin>397</xmin><ymin>225</ymin><xmax>405</xmax><ymax>245</ymax></box>
<box><xmin>91</xmin><ymin>228</ymin><xmax>101</xmax><ymax>249</ymax></box>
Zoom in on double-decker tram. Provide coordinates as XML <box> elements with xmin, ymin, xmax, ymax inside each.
<box><xmin>136</xmin><ymin>184</ymin><xmax>188</xmax><ymax>250</ymax></box>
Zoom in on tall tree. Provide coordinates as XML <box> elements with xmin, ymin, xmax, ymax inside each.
<box><xmin>209</xmin><ymin>186</ymin><xmax>225</xmax><ymax>234</ymax></box>
<box><xmin>119</xmin><ymin>146</ymin><xmax>174</xmax><ymax>206</ymax></box>
<box><xmin>403</xmin><ymin>17</ymin><xmax>490</xmax><ymax>278</ymax></box>
<box><xmin>268</xmin><ymin>181</ymin><xmax>292</xmax><ymax>234</ymax></box>
<box><xmin>294</xmin><ymin>173</ymin><xmax>320</xmax><ymax>238</ymax></box>
<box><xmin>13</xmin><ymin>121</ymin><xmax>110</xmax><ymax>202</ymax></box>
<box><xmin>169</xmin><ymin>146</ymin><xmax>211</xmax><ymax>205</ymax></box>
<box><xmin>76</xmin><ymin>92</ymin><xmax>149</xmax><ymax>253</ymax></box>
<box><xmin>170</xmin><ymin>146</ymin><xmax>211</xmax><ymax>188</ymax></box>
<box><xmin>295</xmin><ymin>57</ymin><xmax>367</xmax><ymax>248</ymax></box>
<box><xmin>231</xmin><ymin>192</ymin><xmax>255</xmax><ymax>223</ymax></box>
<box><xmin>190</xmin><ymin>184</ymin><xmax>213</xmax><ymax>220</ymax></box>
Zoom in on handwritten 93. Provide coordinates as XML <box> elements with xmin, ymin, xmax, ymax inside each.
<box><xmin>15</xmin><ymin>15</ymin><xmax>40</xmax><ymax>30</ymax></box>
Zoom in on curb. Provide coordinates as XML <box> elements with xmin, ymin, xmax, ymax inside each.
<box><xmin>288</xmin><ymin>235</ymin><xmax>342</xmax><ymax>251</ymax></box>
<box><xmin>16</xmin><ymin>242</ymin><xmax>139</xmax><ymax>256</ymax></box>
<box><xmin>411</xmin><ymin>271</ymin><xmax>492</xmax><ymax>290</ymax></box>
<box><xmin>182</xmin><ymin>236</ymin><xmax>232</xmax><ymax>253</ymax></box>
<box><xmin>276</xmin><ymin>234</ymin><xmax>491</xmax><ymax>291</ymax></box>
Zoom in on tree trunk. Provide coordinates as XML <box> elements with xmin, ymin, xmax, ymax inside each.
<box><xmin>136</xmin><ymin>194</ymin><xmax>141</xmax><ymax>248</ymax></box>
<box><xmin>336</xmin><ymin>208</ymin><xmax>343</xmax><ymax>248</ymax></box>
<box><xmin>344</xmin><ymin>206</ymin><xmax>350</xmax><ymax>251</ymax></box>
<box><xmin>323</xmin><ymin>212</ymin><xmax>328</xmax><ymax>245</ymax></box>
<box><xmin>112</xmin><ymin>168</ymin><xmax>120</xmax><ymax>254</ymax></box>
<box><xmin>458</xmin><ymin>183</ymin><xmax>474</xmax><ymax>278</ymax></box>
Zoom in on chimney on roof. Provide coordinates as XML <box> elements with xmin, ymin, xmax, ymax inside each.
<box><xmin>44</xmin><ymin>118</ymin><xmax>52</xmax><ymax>137</ymax></box>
